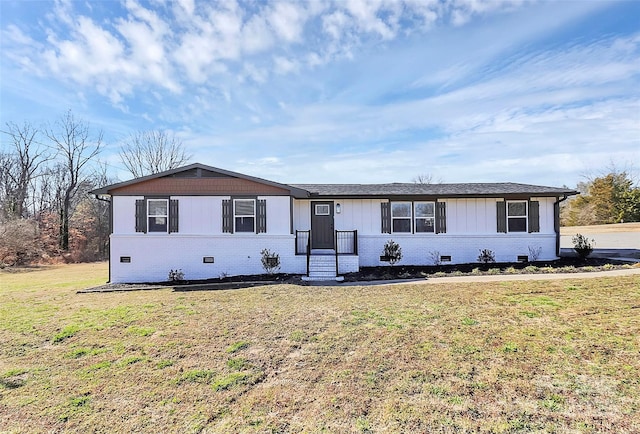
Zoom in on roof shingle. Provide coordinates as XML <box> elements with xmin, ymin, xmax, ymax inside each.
<box><xmin>290</xmin><ymin>182</ymin><xmax>577</xmax><ymax>197</ymax></box>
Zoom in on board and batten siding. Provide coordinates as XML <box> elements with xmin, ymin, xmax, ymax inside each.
<box><xmin>294</xmin><ymin>199</ymin><xmax>386</xmax><ymax>234</ymax></box>
<box><xmin>294</xmin><ymin>197</ymin><xmax>557</xmax><ymax>235</ymax></box>
<box><xmin>112</xmin><ymin>195</ymin><xmax>292</xmax><ymax>235</ymax></box>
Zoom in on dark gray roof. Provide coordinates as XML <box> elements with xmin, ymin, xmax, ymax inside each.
<box><xmin>90</xmin><ymin>162</ymin><xmax>577</xmax><ymax>199</ymax></box>
<box><xmin>290</xmin><ymin>182</ymin><xmax>578</xmax><ymax>198</ymax></box>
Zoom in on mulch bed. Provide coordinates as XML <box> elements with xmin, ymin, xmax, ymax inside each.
<box><xmin>79</xmin><ymin>257</ymin><xmax>636</xmax><ymax>293</ymax></box>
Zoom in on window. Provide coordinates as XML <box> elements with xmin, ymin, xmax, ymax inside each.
<box><xmin>234</xmin><ymin>199</ymin><xmax>255</xmax><ymax>233</ymax></box>
<box><xmin>147</xmin><ymin>199</ymin><xmax>168</xmax><ymax>232</ymax></box>
<box><xmin>391</xmin><ymin>202</ymin><xmax>412</xmax><ymax>233</ymax></box>
<box><xmin>415</xmin><ymin>202</ymin><xmax>435</xmax><ymax>233</ymax></box>
<box><xmin>315</xmin><ymin>204</ymin><xmax>330</xmax><ymax>215</ymax></box>
<box><xmin>507</xmin><ymin>201</ymin><xmax>527</xmax><ymax>232</ymax></box>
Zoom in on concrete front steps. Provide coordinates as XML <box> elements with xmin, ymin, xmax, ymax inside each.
<box><xmin>301</xmin><ymin>252</ymin><xmax>344</xmax><ymax>282</ymax></box>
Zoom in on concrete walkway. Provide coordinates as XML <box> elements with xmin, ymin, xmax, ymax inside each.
<box><xmin>333</xmin><ymin>267</ymin><xmax>640</xmax><ymax>287</ymax></box>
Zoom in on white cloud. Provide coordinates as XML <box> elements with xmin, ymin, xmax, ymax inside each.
<box><xmin>273</xmin><ymin>56</ymin><xmax>299</xmax><ymax>75</ymax></box>
<box><xmin>268</xmin><ymin>2</ymin><xmax>308</xmax><ymax>43</ymax></box>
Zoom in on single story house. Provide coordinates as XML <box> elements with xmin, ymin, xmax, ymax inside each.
<box><xmin>91</xmin><ymin>163</ymin><xmax>578</xmax><ymax>283</ymax></box>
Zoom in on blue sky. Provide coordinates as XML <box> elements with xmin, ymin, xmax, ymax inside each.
<box><xmin>1</xmin><ymin>0</ymin><xmax>638</xmax><ymax>187</ymax></box>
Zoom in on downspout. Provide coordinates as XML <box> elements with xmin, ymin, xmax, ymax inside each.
<box><xmin>554</xmin><ymin>194</ymin><xmax>570</xmax><ymax>257</ymax></box>
<box><xmin>93</xmin><ymin>194</ymin><xmax>112</xmax><ymax>283</ymax></box>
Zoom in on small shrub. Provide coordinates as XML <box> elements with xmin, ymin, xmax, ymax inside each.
<box><xmin>428</xmin><ymin>250</ymin><xmax>441</xmax><ymax>266</ymax></box>
<box><xmin>477</xmin><ymin>249</ymin><xmax>496</xmax><ymax>263</ymax></box>
<box><xmin>382</xmin><ymin>239</ymin><xmax>402</xmax><ymax>266</ymax></box>
<box><xmin>487</xmin><ymin>267</ymin><xmax>501</xmax><ymax>275</ymax></box>
<box><xmin>505</xmin><ymin>266</ymin><xmax>518</xmax><ymax>274</ymax></box>
<box><xmin>260</xmin><ymin>249</ymin><xmax>280</xmax><ymax>274</ymax></box>
<box><xmin>471</xmin><ymin>267</ymin><xmax>482</xmax><ymax>275</ymax></box>
<box><xmin>603</xmin><ymin>263</ymin><xmax>615</xmax><ymax>270</ymax></box>
<box><xmin>168</xmin><ymin>269</ymin><xmax>185</xmax><ymax>282</ymax></box>
<box><xmin>528</xmin><ymin>246</ymin><xmax>542</xmax><ymax>261</ymax></box>
<box><xmin>572</xmin><ymin>234</ymin><xmax>594</xmax><ymax>259</ymax></box>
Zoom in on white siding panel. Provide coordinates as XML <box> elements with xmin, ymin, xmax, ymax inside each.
<box><xmin>533</xmin><ymin>197</ymin><xmax>556</xmax><ymax>234</ymax></box>
<box><xmin>263</xmin><ymin>196</ymin><xmax>291</xmax><ymax>234</ymax></box>
<box><xmin>173</xmin><ymin>196</ymin><xmax>219</xmax><ymax>234</ymax></box>
<box><xmin>112</xmin><ymin>196</ymin><xmax>141</xmax><ymax>235</ymax></box>
<box><xmin>294</xmin><ymin>200</ymin><xmax>311</xmax><ymax>231</ymax></box>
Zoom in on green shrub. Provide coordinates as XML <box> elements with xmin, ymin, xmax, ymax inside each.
<box><xmin>260</xmin><ymin>249</ymin><xmax>281</xmax><ymax>274</ymax></box>
<box><xmin>382</xmin><ymin>239</ymin><xmax>402</xmax><ymax>266</ymax></box>
<box><xmin>572</xmin><ymin>234</ymin><xmax>594</xmax><ymax>259</ymax></box>
<box><xmin>477</xmin><ymin>249</ymin><xmax>495</xmax><ymax>263</ymax></box>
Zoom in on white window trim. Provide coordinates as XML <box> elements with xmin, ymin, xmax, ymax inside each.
<box><xmin>391</xmin><ymin>201</ymin><xmax>412</xmax><ymax>233</ymax></box>
<box><xmin>234</xmin><ymin>198</ymin><xmax>256</xmax><ymax>233</ymax></box>
<box><xmin>507</xmin><ymin>200</ymin><xmax>528</xmax><ymax>233</ymax></box>
<box><xmin>414</xmin><ymin>201</ymin><xmax>436</xmax><ymax>233</ymax></box>
<box><xmin>147</xmin><ymin>198</ymin><xmax>168</xmax><ymax>233</ymax></box>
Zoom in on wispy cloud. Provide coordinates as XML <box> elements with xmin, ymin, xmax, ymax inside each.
<box><xmin>0</xmin><ymin>0</ymin><xmax>638</xmax><ymax>187</ymax></box>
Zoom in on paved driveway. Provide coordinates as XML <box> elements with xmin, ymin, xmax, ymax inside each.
<box><xmin>560</xmin><ymin>223</ymin><xmax>640</xmax><ymax>260</ymax></box>
<box><xmin>560</xmin><ymin>231</ymin><xmax>640</xmax><ymax>249</ymax></box>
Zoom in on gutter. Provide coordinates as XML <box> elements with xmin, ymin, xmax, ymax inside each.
<box><xmin>554</xmin><ymin>194</ymin><xmax>572</xmax><ymax>257</ymax></box>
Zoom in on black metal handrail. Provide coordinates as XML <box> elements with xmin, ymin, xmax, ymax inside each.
<box><xmin>295</xmin><ymin>230</ymin><xmax>310</xmax><ymax>255</ymax></box>
<box><xmin>335</xmin><ymin>230</ymin><xmax>357</xmax><ymax>255</ymax></box>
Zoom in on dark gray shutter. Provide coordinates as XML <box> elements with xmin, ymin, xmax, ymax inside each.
<box><xmin>135</xmin><ymin>199</ymin><xmax>146</xmax><ymax>233</ymax></box>
<box><xmin>256</xmin><ymin>199</ymin><xmax>267</xmax><ymax>233</ymax></box>
<box><xmin>528</xmin><ymin>200</ymin><xmax>540</xmax><ymax>233</ymax></box>
<box><xmin>436</xmin><ymin>201</ymin><xmax>447</xmax><ymax>234</ymax></box>
<box><xmin>222</xmin><ymin>199</ymin><xmax>233</xmax><ymax>233</ymax></box>
<box><xmin>496</xmin><ymin>201</ymin><xmax>507</xmax><ymax>233</ymax></box>
<box><xmin>381</xmin><ymin>202</ymin><xmax>391</xmax><ymax>234</ymax></box>
<box><xmin>169</xmin><ymin>199</ymin><xmax>179</xmax><ymax>233</ymax></box>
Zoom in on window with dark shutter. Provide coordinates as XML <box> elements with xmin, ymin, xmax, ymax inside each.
<box><xmin>528</xmin><ymin>200</ymin><xmax>540</xmax><ymax>233</ymax></box>
<box><xmin>222</xmin><ymin>199</ymin><xmax>233</xmax><ymax>233</ymax></box>
<box><xmin>169</xmin><ymin>199</ymin><xmax>179</xmax><ymax>233</ymax></box>
<box><xmin>256</xmin><ymin>199</ymin><xmax>267</xmax><ymax>233</ymax></box>
<box><xmin>436</xmin><ymin>201</ymin><xmax>447</xmax><ymax>233</ymax></box>
<box><xmin>496</xmin><ymin>201</ymin><xmax>507</xmax><ymax>233</ymax></box>
<box><xmin>381</xmin><ymin>202</ymin><xmax>391</xmax><ymax>233</ymax></box>
<box><xmin>135</xmin><ymin>199</ymin><xmax>146</xmax><ymax>233</ymax></box>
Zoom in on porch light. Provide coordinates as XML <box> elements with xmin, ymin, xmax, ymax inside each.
<box><xmin>336</xmin><ymin>203</ymin><xmax>341</xmax><ymax>214</ymax></box>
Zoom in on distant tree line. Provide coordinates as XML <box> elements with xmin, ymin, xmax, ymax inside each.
<box><xmin>0</xmin><ymin>110</ymin><xmax>190</xmax><ymax>266</ymax></box>
<box><xmin>562</xmin><ymin>168</ymin><xmax>640</xmax><ymax>226</ymax></box>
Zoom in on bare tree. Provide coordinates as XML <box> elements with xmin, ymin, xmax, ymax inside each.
<box><xmin>119</xmin><ymin>130</ymin><xmax>191</xmax><ymax>178</ymax></box>
<box><xmin>412</xmin><ymin>173</ymin><xmax>442</xmax><ymax>184</ymax></box>
<box><xmin>45</xmin><ymin>111</ymin><xmax>103</xmax><ymax>251</ymax></box>
<box><xmin>0</xmin><ymin>122</ymin><xmax>49</xmax><ymax>218</ymax></box>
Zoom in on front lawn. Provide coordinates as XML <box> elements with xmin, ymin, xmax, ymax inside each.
<box><xmin>0</xmin><ymin>263</ymin><xmax>639</xmax><ymax>432</ymax></box>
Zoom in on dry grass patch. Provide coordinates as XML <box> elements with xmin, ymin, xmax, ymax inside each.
<box><xmin>0</xmin><ymin>264</ymin><xmax>639</xmax><ymax>432</ymax></box>
<box><xmin>561</xmin><ymin>222</ymin><xmax>640</xmax><ymax>234</ymax></box>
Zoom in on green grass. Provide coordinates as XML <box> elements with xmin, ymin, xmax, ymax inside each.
<box><xmin>1</xmin><ymin>262</ymin><xmax>639</xmax><ymax>432</ymax></box>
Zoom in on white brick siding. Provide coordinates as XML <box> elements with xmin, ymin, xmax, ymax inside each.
<box><xmin>357</xmin><ymin>234</ymin><xmax>557</xmax><ymax>267</ymax></box>
<box><xmin>110</xmin><ymin>234</ymin><xmax>306</xmax><ymax>283</ymax></box>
